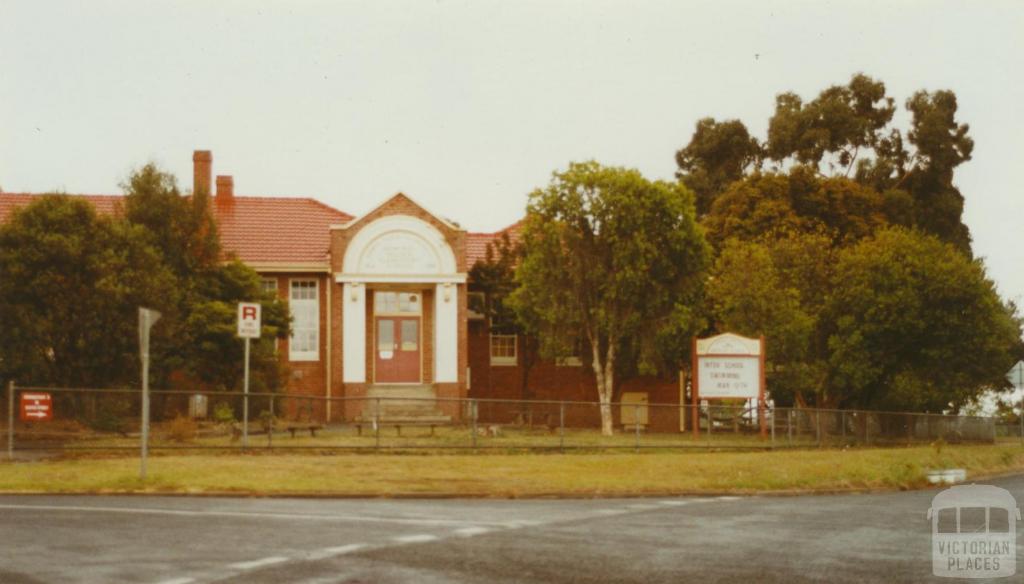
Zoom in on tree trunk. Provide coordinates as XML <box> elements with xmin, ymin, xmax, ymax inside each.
<box><xmin>591</xmin><ymin>337</ymin><xmax>615</xmax><ymax>437</ymax></box>
<box><xmin>599</xmin><ymin>392</ymin><xmax>613</xmax><ymax>436</ymax></box>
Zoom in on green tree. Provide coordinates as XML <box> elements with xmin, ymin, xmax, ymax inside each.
<box><xmin>682</xmin><ymin>74</ymin><xmax>975</xmax><ymax>253</ymax></box>
<box><xmin>675</xmin><ymin>118</ymin><xmax>761</xmax><ymax>216</ymax></box>
<box><xmin>708</xmin><ymin>231</ymin><xmax>835</xmax><ymax>407</ymax></box>
<box><xmin>827</xmin><ymin>228</ymin><xmax>1019</xmax><ymax>412</ymax></box>
<box><xmin>765</xmin><ymin>74</ymin><xmax>896</xmax><ymax>176</ymax></box>
<box><xmin>510</xmin><ymin>162</ymin><xmax>709</xmax><ymax>435</ymax></box>
<box><xmin>702</xmin><ymin>170</ymin><xmax>889</xmax><ymax>248</ymax></box>
<box><xmin>121</xmin><ymin>164</ymin><xmax>288</xmax><ymax>393</ymax></box>
<box><xmin>0</xmin><ymin>195</ymin><xmax>176</xmax><ymax>388</ymax></box>
<box><xmin>122</xmin><ymin>163</ymin><xmax>219</xmax><ymax>277</ymax></box>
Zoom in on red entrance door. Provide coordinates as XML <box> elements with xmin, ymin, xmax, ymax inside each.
<box><xmin>375</xmin><ymin>317</ymin><xmax>421</xmax><ymax>383</ymax></box>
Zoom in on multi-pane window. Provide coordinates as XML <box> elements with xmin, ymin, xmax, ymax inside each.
<box><xmin>490</xmin><ymin>334</ymin><xmax>517</xmax><ymax>366</ymax></box>
<box><xmin>260</xmin><ymin>278</ymin><xmax>278</xmax><ymax>297</ymax></box>
<box><xmin>467</xmin><ymin>292</ymin><xmax>486</xmax><ymax>316</ymax></box>
<box><xmin>374</xmin><ymin>291</ymin><xmax>422</xmax><ymax>315</ymax></box>
<box><xmin>556</xmin><ymin>336</ymin><xmax>583</xmax><ymax>367</ymax></box>
<box><xmin>289</xmin><ymin>279</ymin><xmax>319</xmax><ymax>361</ymax></box>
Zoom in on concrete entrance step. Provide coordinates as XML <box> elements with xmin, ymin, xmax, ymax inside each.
<box><xmin>364</xmin><ymin>384</ymin><xmax>445</xmax><ymax>419</ymax></box>
<box><xmin>366</xmin><ymin>384</ymin><xmax>436</xmax><ymax>399</ymax></box>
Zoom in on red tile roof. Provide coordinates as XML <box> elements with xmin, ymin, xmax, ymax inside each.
<box><xmin>213</xmin><ymin>196</ymin><xmax>352</xmax><ymax>264</ymax></box>
<box><xmin>0</xmin><ymin>193</ymin><xmax>352</xmax><ymax>265</ymax></box>
<box><xmin>0</xmin><ymin>193</ymin><xmax>123</xmax><ymax>222</ymax></box>
<box><xmin>466</xmin><ymin>220</ymin><xmax>523</xmax><ymax>268</ymax></box>
<box><xmin>1</xmin><ymin>192</ymin><xmax>522</xmax><ymax>268</ymax></box>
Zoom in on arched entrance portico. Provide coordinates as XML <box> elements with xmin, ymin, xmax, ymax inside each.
<box><xmin>338</xmin><ymin>214</ymin><xmax>463</xmax><ymax>384</ymax></box>
<box><xmin>331</xmin><ymin>199</ymin><xmax>468</xmax><ymax>420</ymax></box>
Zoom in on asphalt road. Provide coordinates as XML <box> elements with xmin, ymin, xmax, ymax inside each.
<box><xmin>1</xmin><ymin>474</ymin><xmax>1023</xmax><ymax>584</ymax></box>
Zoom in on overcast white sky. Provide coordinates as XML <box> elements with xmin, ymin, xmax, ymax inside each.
<box><xmin>1</xmin><ymin>1</ymin><xmax>1022</xmax><ymax>305</ymax></box>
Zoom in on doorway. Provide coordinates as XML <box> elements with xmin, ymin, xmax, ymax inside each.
<box><xmin>373</xmin><ymin>291</ymin><xmax>423</xmax><ymax>384</ymax></box>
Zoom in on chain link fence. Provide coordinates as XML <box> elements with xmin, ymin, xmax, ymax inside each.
<box><xmin>2</xmin><ymin>383</ymin><xmax>1018</xmax><ymax>458</ymax></box>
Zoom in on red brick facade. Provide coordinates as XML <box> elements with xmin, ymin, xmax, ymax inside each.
<box><xmin>466</xmin><ymin>319</ymin><xmax>683</xmax><ymax>432</ymax></box>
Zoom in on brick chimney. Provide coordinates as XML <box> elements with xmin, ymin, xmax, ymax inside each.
<box><xmin>193</xmin><ymin>150</ymin><xmax>212</xmax><ymax>196</ymax></box>
<box><xmin>216</xmin><ymin>175</ymin><xmax>234</xmax><ymax>200</ymax></box>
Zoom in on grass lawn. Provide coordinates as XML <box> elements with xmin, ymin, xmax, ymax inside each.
<box><xmin>1</xmin><ymin>443</ymin><xmax>1022</xmax><ymax>497</ymax></box>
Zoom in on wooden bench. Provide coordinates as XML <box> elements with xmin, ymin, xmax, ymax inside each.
<box><xmin>354</xmin><ymin>422</ymin><xmax>437</xmax><ymax>437</ymax></box>
<box><xmin>286</xmin><ymin>424</ymin><xmax>323</xmax><ymax>438</ymax></box>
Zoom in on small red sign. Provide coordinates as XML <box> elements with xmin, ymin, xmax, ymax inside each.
<box><xmin>20</xmin><ymin>392</ymin><xmax>52</xmax><ymax>422</ymax></box>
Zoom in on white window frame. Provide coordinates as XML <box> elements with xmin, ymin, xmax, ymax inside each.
<box><xmin>489</xmin><ymin>333</ymin><xmax>517</xmax><ymax>366</ymax></box>
<box><xmin>556</xmin><ymin>337</ymin><xmax>583</xmax><ymax>367</ymax></box>
<box><xmin>289</xmin><ymin>278</ymin><xmax>320</xmax><ymax>362</ymax></box>
<box><xmin>260</xmin><ymin>277</ymin><xmax>278</xmax><ymax>296</ymax></box>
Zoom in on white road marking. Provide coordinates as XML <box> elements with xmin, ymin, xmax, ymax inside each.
<box><xmin>0</xmin><ymin>504</ymin><xmax>493</xmax><ymax>527</ymax></box>
<box><xmin>715</xmin><ymin>496</ymin><xmax>742</xmax><ymax>501</ymax></box>
<box><xmin>626</xmin><ymin>503</ymin><xmax>659</xmax><ymax>510</ymax></box>
<box><xmin>393</xmin><ymin>534</ymin><xmax>439</xmax><ymax>544</ymax></box>
<box><xmin>155</xmin><ymin>578</ymin><xmax>196</xmax><ymax>584</ymax></box>
<box><xmin>229</xmin><ymin>556</ymin><xmax>289</xmax><ymax>570</ymax></box>
<box><xmin>454</xmin><ymin>526</ymin><xmax>492</xmax><ymax>537</ymax></box>
<box><xmin>658</xmin><ymin>500</ymin><xmax>689</xmax><ymax>506</ymax></box>
<box><xmin>306</xmin><ymin>543</ymin><xmax>367</xmax><ymax>561</ymax></box>
<box><xmin>504</xmin><ymin>519</ymin><xmax>542</xmax><ymax>528</ymax></box>
<box><xmin>594</xmin><ymin>509</ymin><xmax>624</xmax><ymax>515</ymax></box>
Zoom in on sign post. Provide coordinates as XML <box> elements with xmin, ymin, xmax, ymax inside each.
<box><xmin>237</xmin><ymin>302</ymin><xmax>261</xmax><ymax>448</ymax></box>
<box><xmin>7</xmin><ymin>380</ymin><xmax>13</xmax><ymax>461</ymax></box>
<box><xmin>1008</xmin><ymin>360</ymin><xmax>1024</xmax><ymax>444</ymax></box>
<box><xmin>692</xmin><ymin>333</ymin><xmax>766</xmax><ymax>440</ymax></box>
<box><xmin>20</xmin><ymin>392</ymin><xmax>52</xmax><ymax>421</ymax></box>
<box><xmin>138</xmin><ymin>307</ymin><xmax>161</xmax><ymax>480</ymax></box>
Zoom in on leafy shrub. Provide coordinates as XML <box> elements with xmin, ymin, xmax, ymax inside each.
<box><xmin>213</xmin><ymin>402</ymin><xmax>235</xmax><ymax>424</ymax></box>
<box><xmin>165</xmin><ymin>415</ymin><xmax>198</xmax><ymax>443</ymax></box>
<box><xmin>87</xmin><ymin>399</ymin><xmax>130</xmax><ymax>435</ymax></box>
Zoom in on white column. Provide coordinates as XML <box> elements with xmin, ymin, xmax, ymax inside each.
<box><xmin>342</xmin><ymin>282</ymin><xmax>366</xmax><ymax>383</ymax></box>
<box><xmin>434</xmin><ymin>283</ymin><xmax>458</xmax><ymax>382</ymax></box>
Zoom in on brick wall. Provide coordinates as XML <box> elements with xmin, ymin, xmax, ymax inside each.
<box><xmin>259</xmin><ymin>272</ymin><xmax>330</xmax><ymax>422</ymax></box>
<box><xmin>467</xmin><ymin>320</ymin><xmax>682</xmax><ymax>432</ymax></box>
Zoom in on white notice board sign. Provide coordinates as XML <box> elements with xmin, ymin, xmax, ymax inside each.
<box><xmin>697</xmin><ymin>356</ymin><xmax>760</xmax><ymax>399</ymax></box>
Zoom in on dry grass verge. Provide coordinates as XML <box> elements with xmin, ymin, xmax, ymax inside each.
<box><xmin>1</xmin><ymin>443</ymin><xmax>1022</xmax><ymax>497</ymax></box>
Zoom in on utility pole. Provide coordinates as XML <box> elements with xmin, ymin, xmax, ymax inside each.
<box><xmin>139</xmin><ymin>307</ymin><xmax>161</xmax><ymax>480</ymax></box>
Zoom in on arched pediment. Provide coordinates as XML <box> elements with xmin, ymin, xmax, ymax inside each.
<box><xmin>342</xmin><ymin>215</ymin><xmax>457</xmax><ymax>276</ymax></box>
<box><xmin>696</xmin><ymin>332</ymin><xmax>763</xmax><ymax>356</ymax></box>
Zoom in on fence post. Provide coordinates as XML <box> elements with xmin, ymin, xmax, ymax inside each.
<box><xmin>559</xmin><ymin>401</ymin><xmax>565</xmax><ymax>453</ymax></box>
<box><xmin>7</xmin><ymin>380</ymin><xmax>13</xmax><ymax>461</ymax></box>
<box><xmin>634</xmin><ymin>403</ymin><xmax>641</xmax><ymax>453</ymax></box>
<box><xmin>471</xmin><ymin>399</ymin><xmax>478</xmax><ymax>449</ymax></box>
<box><xmin>268</xmin><ymin>394</ymin><xmax>274</xmax><ymax>449</ymax></box>
<box><xmin>706</xmin><ymin>405</ymin><xmax>712</xmax><ymax>447</ymax></box>
<box><xmin>818</xmin><ymin>409</ymin><xmax>823</xmax><ymax>447</ymax></box>
<box><xmin>770</xmin><ymin>405</ymin><xmax>775</xmax><ymax>447</ymax></box>
<box><xmin>374</xmin><ymin>397</ymin><xmax>380</xmax><ymax>451</ymax></box>
<box><xmin>787</xmin><ymin>409</ymin><xmax>792</xmax><ymax>445</ymax></box>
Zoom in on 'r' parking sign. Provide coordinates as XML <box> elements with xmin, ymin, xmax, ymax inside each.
<box><xmin>237</xmin><ymin>303</ymin><xmax>261</xmax><ymax>338</ymax></box>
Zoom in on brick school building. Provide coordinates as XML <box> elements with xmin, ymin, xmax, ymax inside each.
<box><xmin>0</xmin><ymin>151</ymin><xmax>682</xmax><ymax>429</ymax></box>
